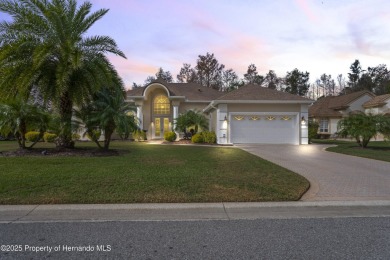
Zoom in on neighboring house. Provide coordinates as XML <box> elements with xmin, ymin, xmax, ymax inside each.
<box><xmin>363</xmin><ymin>94</ymin><xmax>390</xmax><ymax>115</ymax></box>
<box><xmin>126</xmin><ymin>80</ymin><xmax>312</xmax><ymax>145</ymax></box>
<box><xmin>308</xmin><ymin>91</ymin><xmax>375</xmax><ymax>137</ymax></box>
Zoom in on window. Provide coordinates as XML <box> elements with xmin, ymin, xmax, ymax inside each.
<box><xmin>319</xmin><ymin>118</ymin><xmax>329</xmax><ymax>132</ymax></box>
<box><xmin>153</xmin><ymin>95</ymin><xmax>170</xmax><ymax>115</ymax></box>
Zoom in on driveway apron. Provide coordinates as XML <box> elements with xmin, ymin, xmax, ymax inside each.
<box><xmin>236</xmin><ymin>144</ymin><xmax>390</xmax><ymax>201</ymax></box>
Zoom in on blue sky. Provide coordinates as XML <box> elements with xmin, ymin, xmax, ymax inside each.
<box><xmin>2</xmin><ymin>0</ymin><xmax>390</xmax><ymax>89</ymax></box>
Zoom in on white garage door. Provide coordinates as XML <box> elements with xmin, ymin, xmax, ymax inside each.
<box><xmin>230</xmin><ymin>115</ymin><xmax>298</xmax><ymax>144</ymax></box>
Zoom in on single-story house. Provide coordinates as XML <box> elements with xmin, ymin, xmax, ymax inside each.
<box><xmin>126</xmin><ymin>80</ymin><xmax>312</xmax><ymax>145</ymax></box>
<box><xmin>363</xmin><ymin>94</ymin><xmax>390</xmax><ymax>115</ymax></box>
<box><xmin>308</xmin><ymin>90</ymin><xmax>375</xmax><ymax>136</ymax></box>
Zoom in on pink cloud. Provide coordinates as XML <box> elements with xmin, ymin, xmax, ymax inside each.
<box><xmin>294</xmin><ymin>0</ymin><xmax>318</xmax><ymax>22</ymax></box>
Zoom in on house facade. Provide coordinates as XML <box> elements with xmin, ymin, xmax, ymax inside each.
<box><xmin>308</xmin><ymin>91</ymin><xmax>375</xmax><ymax>136</ymax></box>
<box><xmin>363</xmin><ymin>94</ymin><xmax>390</xmax><ymax>115</ymax></box>
<box><xmin>127</xmin><ymin>80</ymin><xmax>312</xmax><ymax>145</ymax></box>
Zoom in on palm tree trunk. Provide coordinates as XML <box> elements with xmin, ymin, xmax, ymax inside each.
<box><xmin>57</xmin><ymin>92</ymin><xmax>75</xmax><ymax>148</ymax></box>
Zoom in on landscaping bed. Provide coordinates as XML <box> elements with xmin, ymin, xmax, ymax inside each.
<box><xmin>312</xmin><ymin>139</ymin><xmax>390</xmax><ymax>162</ymax></box>
<box><xmin>0</xmin><ymin>141</ymin><xmax>309</xmax><ymax>204</ymax></box>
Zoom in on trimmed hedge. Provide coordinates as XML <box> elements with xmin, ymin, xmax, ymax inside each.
<box><xmin>43</xmin><ymin>132</ymin><xmax>57</xmax><ymax>143</ymax></box>
<box><xmin>25</xmin><ymin>131</ymin><xmax>41</xmax><ymax>142</ymax></box>
<box><xmin>191</xmin><ymin>133</ymin><xmax>203</xmax><ymax>143</ymax></box>
<box><xmin>164</xmin><ymin>131</ymin><xmax>177</xmax><ymax>142</ymax></box>
<box><xmin>202</xmin><ymin>131</ymin><xmax>217</xmax><ymax>144</ymax></box>
<box><xmin>133</xmin><ymin>129</ymin><xmax>147</xmax><ymax>141</ymax></box>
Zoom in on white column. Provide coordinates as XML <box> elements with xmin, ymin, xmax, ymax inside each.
<box><xmin>300</xmin><ymin>105</ymin><xmax>309</xmax><ymax>145</ymax></box>
<box><xmin>173</xmin><ymin>105</ymin><xmax>179</xmax><ymax>140</ymax></box>
<box><xmin>216</xmin><ymin>104</ymin><xmax>228</xmax><ymax>144</ymax></box>
<box><xmin>136</xmin><ymin>105</ymin><xmax>143</xmax><ymax>130</ymax></box>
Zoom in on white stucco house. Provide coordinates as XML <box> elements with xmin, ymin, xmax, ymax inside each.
<box><xmin>126</xmin><ymin>80</ymin><xmax>312</xmax><ymax>145</ymax></box>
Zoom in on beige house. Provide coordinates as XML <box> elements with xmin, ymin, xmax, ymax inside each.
<box><xmin>127</xmin><ymin>80</ymin><xmax>312</xmax><ymax>145</ymax></box>
<box><xmin>363</xmin><ymin>94</ymin><xmax>390</xmax><ymax>115</ymax></box>
<box><xmin>308</xmin><ymin>91</ymin><xmax>375</xmax><ymax>136</ymax></box>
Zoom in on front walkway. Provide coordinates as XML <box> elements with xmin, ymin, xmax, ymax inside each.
<box><xmin>236</xmin><ymin>144</ymin><xmax>390</xmax><ymax>201</ymax></box>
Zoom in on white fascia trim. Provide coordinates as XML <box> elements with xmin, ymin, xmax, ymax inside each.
<box><xmin>215</xmin><ymin>100</ymin><xmax>313</xmax><ymax>105</ymax></box>
<box><xmin>143</xmin><ymin>83</ymin><xmax>170</xmax><ymax>97</ymax></box>
<box><xmin>185</xmin><ymin>100</ymin><xmax>212</xmax><ymax>103</ymax></box>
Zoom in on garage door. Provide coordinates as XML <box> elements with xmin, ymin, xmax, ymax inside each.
<box><xmin>230</xmin><ymin>114</ymin><xmax>297</xmax><ymax>144</ymax></box>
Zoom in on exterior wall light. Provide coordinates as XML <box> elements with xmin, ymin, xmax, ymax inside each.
<box><xmin>301</xmin><ymin>116</ymin><xmax>306</xmax><ymax>125</ymax></box>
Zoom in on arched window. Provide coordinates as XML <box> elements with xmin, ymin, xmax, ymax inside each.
<box><xmin>153</xmin><ymin>95</ymin><xmax>170</xmax><ymax>114</ymax></box>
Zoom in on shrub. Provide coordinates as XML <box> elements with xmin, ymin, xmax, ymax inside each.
<box><xmin>86</xmin><ymin>130</ymin><xmax>101</xmax><ymax>142</ymax></box>
<box><xmin>72</xmin><ymin>133</ymin><xmax>81</xmax><ymax>141</ymax></box>
<box><xmin>191</xmin><ymin>133</ymin><xmax>204</xmax><ymax>143</ymax></box>
<box><xmin>43</xmin><ymin>132</ymin><xmax>57</xmax><ymax>143</ymax></box>
<box><xmin>132</xmin><ymin>129</ymin><xmax>147</xmax><ymax>141</ymax></box>
<box><xmin>308</xmin><ymin>121</ymin><xmax>319</xmax><ymax>143</ymax></box>
<box><xmin>164</xmin><ymin>131</ymin><xmax>177</xmax><ymax>142</ymax></box>
<box><xmin>25</xmin><ymin>131</ymin><xmax>41</xmax><ymax>142</ymax></box>
<box><xmin>203</xmin><ymin>131</ymin><xmax>217</xmax><ymax>144</ymax></box>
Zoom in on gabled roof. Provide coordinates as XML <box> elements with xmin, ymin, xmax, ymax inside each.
<box><xmin>309</xmin><ymin>90</ymin><xmax>375</xmax><ymax>117</ymax></box>
<box><xmin>126</xmin><ymin>80</ymin><xmax>223</xmax><ymax>101</ymax></box>
<box><xmin>363</xmin><ymin>94</ymin><xmax>390</xmax><ymax>108</ymax></box>
<box><xmin>217</xmin><ymin>84</ymin><xmax>313</xmax><ymax>101</ymax></box>
<box><xmin>328</xmin><ymin>90</ymin><xmax>375</xmax><ymax>110</ymax></box>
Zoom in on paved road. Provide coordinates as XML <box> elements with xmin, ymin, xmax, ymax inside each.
<box><xmin>1</xmin><ymin>217</ymin><xmax>389</xmax><ymax>260</ymax></box>
<box><xmin>236</xmin><ymin>144</ymin><xmax>390</xmax><ymax>201</ymax></box>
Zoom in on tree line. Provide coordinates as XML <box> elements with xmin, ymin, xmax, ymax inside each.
<box><xmin>133</xmin><ymin>53</ymin><xmax>390</xmax><ymax>99</ymax></box>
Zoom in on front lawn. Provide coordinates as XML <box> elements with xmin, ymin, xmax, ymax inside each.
<box><xmin>0</xmin><ymin>141</ymin><xmax>309</xmax><ymax>204</ymax></box>
<box><xmin>312</xmin><ymin>139</ymin><xmax>390</xmax><ymax>162</ymax></box>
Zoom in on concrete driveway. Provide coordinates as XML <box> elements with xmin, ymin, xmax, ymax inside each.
<box><xmin>236</xmin><ymin>144</ymin><xmax>390</xmax><ymax>201</ymax></box>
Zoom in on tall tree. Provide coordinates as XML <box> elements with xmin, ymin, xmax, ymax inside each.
<box><xmin>284</xmin><ymin>69</ymin><xmax>310</xmax><ymax>96</ymax></box>
<box><xmin>195</xmin><ymin>52</ymin><xmax>225</xmax><ymax>89</ymax></box>
<box><xmin>264</xmin><ymin>70</ymin><xmax>281</xmax><ymax>90</ymax></box>
<box><xmin>348</xmin><ymin>59</ymin><xmax>363</xmax><ymax>91</ymax></box>
<box><xmin>244</xmin><ymin>64</ymin><xmax>264</xmax><ymax>85</ymax></box>
<box><xmin>221</xmin><ymin>69</ymin><xmax>239</xmax><ymax>92</ymax></box>
<box><xmin>177</xmin><ymin>63</ymin><xmax>198</xmax><ymax>83</ymax></box>
<box><xmin>0</xmin><ymin>0</ymin><xmax>126</xmax><ymax>148</ymax></box>
<box><xmin>362</xmin><ymin>64</ymin><xmax>390</xmax><ymax>95</ymax></box>
<box><xmin>155</xmin><ymin>67</ymin><xmax>173</xmax><ymax>82</ymax></box>
<box><xmin>337</xmin><ymin>74</ymin><xmax>347</xmax><ymax>95</ymax></box>
<box><xmin>319</xmin><ymin>74</ymin><xmax>336</xmax><ymax>96</ymax></box>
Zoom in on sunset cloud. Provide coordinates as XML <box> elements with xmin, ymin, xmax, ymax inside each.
<box><xmin>80</xmin><ymin>0</ymin><xmax>390</xmax><ymax>87</ymax></box>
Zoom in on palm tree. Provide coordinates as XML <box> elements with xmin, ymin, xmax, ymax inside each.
<box><xmin>175</xmin><ymin>110</ymin><xmax>208</xmax><ymax>134</ymax></box>
<box><xmin>0</xmin><ymin>0</ymin><xmax>126</xmax><ymax>148</ymax></box>
<box><xmin>0</xmin><ymin>98</ymin><xmax>50</xmax><ymax>149</ymax></box>
<box><xmin>76</xmin><ymin>86</ymin><xmax>137</xmax><ymax>150</ymax></box>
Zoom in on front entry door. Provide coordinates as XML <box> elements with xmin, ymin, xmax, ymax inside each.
<box><xmin>154</xmin><ymin>117</ymin><xmax>170</xmax><ymax>138</ymax></box>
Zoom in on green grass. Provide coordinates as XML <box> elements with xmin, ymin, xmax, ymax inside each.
<box><xmin>312</xmin><ymin>139</ymin><xmax>390</xmax><ymax>162</ymax></box>
<box><xmin>0</xmin><ymin>141</ymin><xmax>309</xmax><ymax>204</ymax></box>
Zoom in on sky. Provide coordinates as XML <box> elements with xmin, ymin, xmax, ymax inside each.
<box><xmin>2</xmin><ymin>0</ymin><xmax>390</xmax><ymax>90</ymax></box>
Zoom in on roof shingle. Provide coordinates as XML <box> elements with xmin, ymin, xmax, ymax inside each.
<box><xmin>126</xmin><ymin>81</ymin><xmax>223</xmax><ymax>101</ymax></box>
<box><xmin>363</xmin><ymin>94</ymin><xmax>390</xmax><ymax>108</ymax></box>
<box><xmin>217</xmin><ymin>84</ymin><xmax>312</xmax><ymax>101</ymax></box>
<box><xmin>309</xmin><ymin>91</ymin><xmax>375</xmax><ymax>117</ymax></box>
